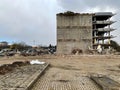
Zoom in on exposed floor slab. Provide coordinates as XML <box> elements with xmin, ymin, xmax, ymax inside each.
<box><xmin>0</xmin><ymin>63</ymin><xmax>49</xmax><ymax>90</ymax></box>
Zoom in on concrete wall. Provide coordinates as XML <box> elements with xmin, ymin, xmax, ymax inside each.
<box><xmin>57</xmin><ymin>14</ymin><xmax>93</xmax><ymax>54</ymax></box>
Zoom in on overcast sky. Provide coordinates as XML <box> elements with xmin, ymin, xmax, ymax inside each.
<box><xmin>0</xmin><ymin>0</ymin><xmax>120</xmax><ymax>46</ymax></box>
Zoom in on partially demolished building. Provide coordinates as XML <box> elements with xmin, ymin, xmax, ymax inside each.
<box><xmin>57</xmin><ymin>11</ymin><xmax>115</xmax><ymax>54</ymax></box>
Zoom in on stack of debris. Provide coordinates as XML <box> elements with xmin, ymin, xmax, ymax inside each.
<box><xmin>71</xmin><ymin>49</ymin><xmax>83</xmax><ymax>55</ymax></box>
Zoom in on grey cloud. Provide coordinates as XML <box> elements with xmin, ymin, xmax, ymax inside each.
<box><xmin>57</xmin><ymin>0</ymin><xmax>119</xmax><ymax>12</ymax></box>
<box><xmin>0</xmin><ymin>0</ymin><xmax>57</xmax><ymax>45</ymax></box>
<box><xmin>84</xmin><ymin>0</ymin><xmax>120</xmax><ymax>8</ymax></box>
<box><xmin>57</xmin><ymin>0</ymin><xmax>88</xmax><ymax>12</ymax></box>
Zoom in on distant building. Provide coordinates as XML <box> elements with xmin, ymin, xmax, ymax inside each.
<box><xmin>57</xmin><ymin>11</ymin><xmax>115</xmax><ymax>54</ymax></box>
<box><xmin>0</xmin><ymin>41</ymin><xmax>8</xmax><ymax>47</ymax></box>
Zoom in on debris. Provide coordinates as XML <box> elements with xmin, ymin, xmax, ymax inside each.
<box><xmin>0</xmin><ymin>61</ymin><xmax>30</xmax><ymax>75</ymax></box>
<box><xmin>30</xmin><ymin>60</ymin><xmax>45</xmax><ymax>65</ymax></box>
<box><xmin>90</xmin><ymin>75</ymin><xmax>120</xmax><ymax>90</ymax></box>
<box><xmin>97</xmin><ymin>45</ymin><xmax>102</xmax><ymax>54</ymax></box>
<box><xmin>71</xmin><ymin>49</ymin><xmax>83</xmax><ymax>55</ymax></box>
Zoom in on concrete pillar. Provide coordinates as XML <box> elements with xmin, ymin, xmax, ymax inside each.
<box><xmin>94</xmin><ymin>31</ymin><xmax>97</xmax><ymax>44</ymax></box>
<box><xmin>102</xmin><ymin>39</ymin><xmax>104</xmax><ymax>44</ymax></box>
<box><xmin>108</xmin><ymin>25</ymin><xmax>111</xmax><ymax>45</ymax></box>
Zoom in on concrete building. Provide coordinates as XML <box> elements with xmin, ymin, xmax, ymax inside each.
<box><xmin>57</xmin><ymin>11</ymin><xmax>115</xmax><ymax>54</ymax></box>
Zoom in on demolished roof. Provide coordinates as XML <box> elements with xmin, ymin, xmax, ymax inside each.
<box><xmin>57</xmin><ymin>11</ymin><xmax>94</xmax><ymax>16</ymax></box>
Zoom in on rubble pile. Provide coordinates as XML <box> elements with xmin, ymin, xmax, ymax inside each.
<box><xmin>71</xmin><ymin>49</ymin><xmax>83</xmax><ymax>54</ymax></box>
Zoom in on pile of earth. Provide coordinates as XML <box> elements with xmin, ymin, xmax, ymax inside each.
<box><xmin>0</xmin><ymin>61</ymin><xmax>30</xmax><ymax>75</ymax></box>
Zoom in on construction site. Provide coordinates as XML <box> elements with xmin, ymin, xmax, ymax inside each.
<box><xmin>0</xmin><ymin>11</ymin><xmax>120</xmax><ymax>90</ymax></box>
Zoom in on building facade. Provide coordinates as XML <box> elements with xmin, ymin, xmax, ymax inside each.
<box><xmin>57</xmin><ymin>11</ymin><xmax>115</xmax><ymax>54</ymax></box>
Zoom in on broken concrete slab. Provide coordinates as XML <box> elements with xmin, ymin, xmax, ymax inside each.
<box><xmin>0</xmin><ymin>63</ymin><xmax>49</xmax><ymax>90</ymax></box>
<box><xmin>90</xmin><ymin>75</ymin><xmax>120</xmax><ymax>90</ymax></box>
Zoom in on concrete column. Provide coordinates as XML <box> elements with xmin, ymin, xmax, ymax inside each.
<box><xmin>102</xmin><ymin>39</ymin><xmax>104</xmax><ymax>44</ymax></box>
<box><xmin>94</xmin><ymin>17</ymin><xmax>96</xmax><ymax>22</ymax></box>
<box><xmin>94</xmin><ymin>21</ymin><xmax>97</xmax><ymax>44</ymax></box>
<box><xmin>94</xmin><ymin>31</ymin><xmax>97</xmax><ymax>44</ymax></box>
<box><xmin>108</xmin><ymin>25</ymin><xmax>111</xmax><ymax>45</ymax></box>
<box><xmin>93</xmin><ymin>17</ymin><xmax>97</xmax><ymax>49</ymax></box>
<box><xmin>108</xmin><ymin>25</ymin><xmax>110</xmax><ymax>36</ymax></box>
